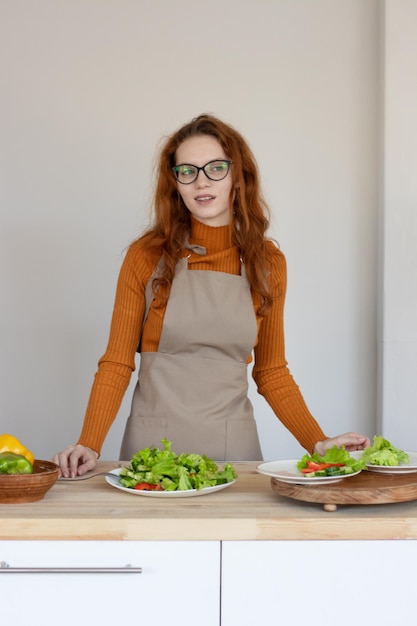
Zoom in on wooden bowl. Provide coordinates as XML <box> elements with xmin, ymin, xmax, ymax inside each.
<box><xmin>0</xmin><ymin>459</ymin><xmax>59</xmax><ymax>504</ymax></box>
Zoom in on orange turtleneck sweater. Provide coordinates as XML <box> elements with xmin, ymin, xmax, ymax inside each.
<box><xmin>78</xmin><ymin>218</ymin><xmax>326</xmax><ymax>455</ymax></box>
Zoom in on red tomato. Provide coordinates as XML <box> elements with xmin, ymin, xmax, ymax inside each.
<box><xmin>134</xmin><ymin>483</ymin><xmax>156</xmax><ymax>491</ymax></box>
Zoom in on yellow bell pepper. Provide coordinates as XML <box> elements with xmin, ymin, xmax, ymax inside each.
<box><xmin>0</xmin><ymin>433</ymin><xmax>35</xmax><ymax>465</ymax></box>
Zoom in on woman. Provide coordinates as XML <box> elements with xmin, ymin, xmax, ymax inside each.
<box><xmin>54</xmin><ymin>114</ymin><xmax>370</xmax><ymax>477</ymax></box>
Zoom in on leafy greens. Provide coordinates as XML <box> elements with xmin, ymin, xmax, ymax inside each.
<box><xmin>119</xmin><ymin>438</ymin><xmax>237</xmax><ymax>491</ymax></box>
<box><xmin>361</xmin><ymin>436</ymin><xmax>409</xmax><ymax>466</ymax></box>
<box><xmin>297</xmin><ymin>445</ymin><xmax>366</xmax><ymax>473</ymax></box>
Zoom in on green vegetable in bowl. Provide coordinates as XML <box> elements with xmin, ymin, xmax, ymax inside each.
<box><xmin>119</xmin><ymin>438</ymin><xmax>237</xmax><ymax>491</ymax></box>
<box><xmin>0</xmin><ymin>451</ymin><xmax>34</xmax><ymax>474</ymax></box>
<box><xmin>361</xmin><ymin>436</ymin><xmax>409</xmax><ymax>466</ymax></box>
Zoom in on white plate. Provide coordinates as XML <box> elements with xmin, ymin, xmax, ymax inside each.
<box><xmin>256</xmin><ymin>460</ymin><xmax>361</xmax><ymax>485</ymax></box>
<box><xmin>105</xmin><ymin>468</ymin><xmax>236</xmax><ymax>497</ymax></box>
<box><xmin>364</xmin><ymin>450</ymin><xmax>417</xmax><ymax>474</ymax></box>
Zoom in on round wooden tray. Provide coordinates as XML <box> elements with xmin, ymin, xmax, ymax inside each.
<box><xmin>271</xmin><ymin>470</ymin><xmax>417</xmax><ymax>511</ymax></box>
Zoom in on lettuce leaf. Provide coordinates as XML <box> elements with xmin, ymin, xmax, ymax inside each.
<box><xmin>361</xmin><ymin>436</ymin><xmax>409</xmax><ymax>466</ymax></box>
<box><xmin>297</xmin><ymin>445</ymin><xmax>366</xmax><ymax>472</ymax></box>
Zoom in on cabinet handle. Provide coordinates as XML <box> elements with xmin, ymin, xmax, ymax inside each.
<box><xmin>0</xmin><ymin>561</ymin><xmax>142</xmax><ymax>574</ymax></box>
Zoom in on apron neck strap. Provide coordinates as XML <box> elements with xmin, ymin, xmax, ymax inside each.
<box><xmin>184</xmin><ymin>239</ymin><xmax>247</xmax><ymax>278</ymax></box>
<box><xmin>184</xmin><ymin>241</ymin><xmax>207</xmax><ymax>256</ymax></box>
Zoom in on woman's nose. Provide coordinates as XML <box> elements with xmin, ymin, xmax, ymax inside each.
<box><xmin>195</xmin><ymin>170</ymin><xmax>210</xmax><ymax>187</ymax></box>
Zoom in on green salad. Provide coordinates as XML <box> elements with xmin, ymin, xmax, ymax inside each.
<box><xmin>297</xmin><ymin>445</ymin><xmax>366</xmax><ymax>477</ymax></box>
<box><xmin>119</xmin><ymin>438</ymin><xmax>237</xmax><ymax>491</ymax></box>
<box><xmin>361</xmin><ymin>436</ymin><xmax>409</xmax><ymax>466</ymax></box>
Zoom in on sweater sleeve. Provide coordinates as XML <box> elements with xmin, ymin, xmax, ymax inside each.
<box><xmin>252</xmin><ymin>247</ymin><xmax>326</xmax><ymax>453</ymax></box>
<box><xmin>77</xmin><ymin>243</ymin><xmax>153</xmax><ymax>454</ymax></box>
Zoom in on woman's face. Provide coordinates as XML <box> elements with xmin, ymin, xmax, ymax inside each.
<box><xmin>174</xmin><ymin>135</ymin><xmax>233</xmax><ymax>227</ymax></box>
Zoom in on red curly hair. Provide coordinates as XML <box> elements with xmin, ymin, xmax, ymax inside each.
<box><xmin>138</xmin><ymin>113</ymin><xmax>275</xmax><ymax>313</ymax></box>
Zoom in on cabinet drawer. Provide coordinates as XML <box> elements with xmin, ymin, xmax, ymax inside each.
<box><xmin>0</xmin><ymin>541</ymin><xmax>220</xmax><ymax>625</ymax></box>
<box><xmin>221</xmin><ymin>540</ymin><xmax>417</xmax><ymax>626</ymax></box>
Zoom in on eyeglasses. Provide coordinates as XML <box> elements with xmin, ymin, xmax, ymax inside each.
<box><xmin>172</xmin><ymin>159</ymin><xmax>232</xmax><ymax>184</ymax></box>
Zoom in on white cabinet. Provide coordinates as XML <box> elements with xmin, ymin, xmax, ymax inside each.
<box><xmin>4</xmin><ymin>538</ymin><xmax>416</xmax><ymax>625</ymax></box>
<box><xmin>0</xmin><ymin>541</ymin><xmax>221</xmax><ymax>625</ymax></box>
<box><xmin>221</xmin><ymin>540</ymin><xmax>417</xmax><ymax>626</ymax></box>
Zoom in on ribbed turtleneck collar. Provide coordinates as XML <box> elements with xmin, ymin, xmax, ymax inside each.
<box><xmin>189</xmin><ymin>217</ymin><xmax>233</xmax><ymax>254</ymax></box>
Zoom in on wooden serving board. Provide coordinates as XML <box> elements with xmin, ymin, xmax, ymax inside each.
<box><xmin>271</xmin><ymin>470</ymin><xmax>417</xmax><ymax>511</ymax></box>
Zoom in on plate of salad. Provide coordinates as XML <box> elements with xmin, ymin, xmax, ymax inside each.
<box><xmin>105</xmin><ymin>439</ymin><xmax>237</xmax><ymax>497</ymax></box>
<box><xmin>359</xmin><ymin>436</ymin><xmax>417</xmax><ymax>474</ymax></box>
<box><xmin>257</xmin><ymin>445</ymin><xmax>365</xmax><ymax>485</ymax></box>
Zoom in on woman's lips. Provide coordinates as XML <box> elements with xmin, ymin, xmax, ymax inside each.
<box><xmin>195</xmin><ymin>194</ymin><xmax>215</xmax><ymax>203</ymax></box>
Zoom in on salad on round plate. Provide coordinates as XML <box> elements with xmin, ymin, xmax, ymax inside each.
<box><xmin>297</xmin><ymin>445</ymin><xmax>366</xmax><ymax>478</ymax></box>
<box><xmin>359</xmin><ymin>436</ymin><xmax>417</xmax><ymax>474</ymax></box>
<box><xmin>107</xmin><ymin>439</ymin><xmax>237</xmax><ymax>496</ymax></box>
<box><xmin>257</xmin><ymin>445</ymin><xmax>366</xmax><ymax>485</ymax></box>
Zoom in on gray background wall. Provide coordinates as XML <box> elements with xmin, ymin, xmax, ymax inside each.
<box><xmin>1</xmin><ymin>1</ymin><xmax>415</xmax><ymax>461</ymax></box>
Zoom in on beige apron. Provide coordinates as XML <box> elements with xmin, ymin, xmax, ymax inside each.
<box><xmin>120</xmin><ymin>247</ymin><xmax>263</xmax><ymax>462</ymax></box>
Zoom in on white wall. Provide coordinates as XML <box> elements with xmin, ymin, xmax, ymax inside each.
<box><xmin>380</xmin><ymin>0</ymin><xmax>417</xmax><ymax>448</ymax></box>
<box><xmin>0</xmin><ymin>0</ymin><xmax>379</xmax><ymax>461</ymax></box>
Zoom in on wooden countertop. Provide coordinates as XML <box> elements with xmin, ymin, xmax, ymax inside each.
<box><xmin>2</xmin><ymin>462</ymin><xmax>417</xmax><ymax>541</ymax></box>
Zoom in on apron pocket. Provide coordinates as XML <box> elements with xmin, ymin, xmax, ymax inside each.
<box><xmin>225</xmin><ymin>419</ymin><xmax>263</xmax><ymax>462</ymax></box>
<box><xmin>119</xmin><ymin>416</ymin><xmax>168</xmax><ymax>461</ymax></box>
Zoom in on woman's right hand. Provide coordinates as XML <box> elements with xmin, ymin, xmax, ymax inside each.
<box><xmin>52</xmin><ymin>444</ymin><xmax>99</xmax><ymax>478</ymax></box>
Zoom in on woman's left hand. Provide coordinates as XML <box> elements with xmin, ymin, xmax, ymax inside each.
<box><xmin>314</xmin><ymin>432</ymin><xmax>371</xmax><ymax>456</ymax></box>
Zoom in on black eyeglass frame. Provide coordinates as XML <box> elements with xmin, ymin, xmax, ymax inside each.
<box><xmin>172</xmin><ymin>159</ymin><xmax>233</xmax><ymax>184</ymax></box>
